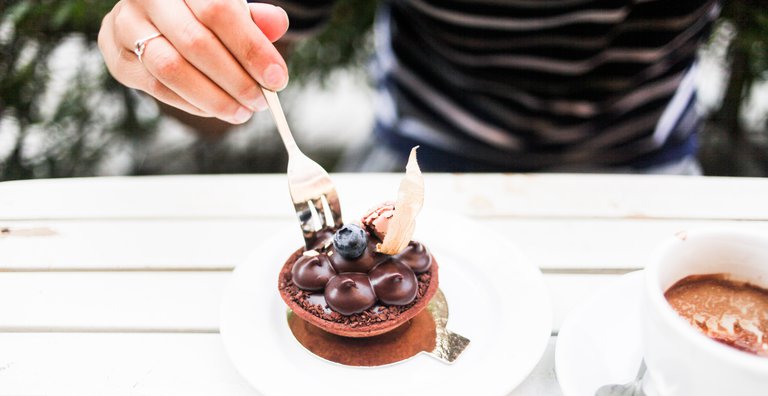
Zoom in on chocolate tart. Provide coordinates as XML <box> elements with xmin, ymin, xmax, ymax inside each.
<box><xmin>278</xmin><ymin>244</ymin><xmax>439</xmax><ymax>338</ymax></box>
<box><xmin>278</xmin><ymin>147</ymin><xmax>434</xmax><ymax>338</ymax></box>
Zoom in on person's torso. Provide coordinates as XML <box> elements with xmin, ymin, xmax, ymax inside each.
<box><xmin>373</xmin><ymin>0</ymin><xmax>719</xmax><ymax>171</ymax></box>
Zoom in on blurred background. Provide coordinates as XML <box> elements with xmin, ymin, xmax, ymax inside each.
<box><xmin>1</xmin><ymin>0</ymin><xmax>767</xmax><ymax>180</ymax></box>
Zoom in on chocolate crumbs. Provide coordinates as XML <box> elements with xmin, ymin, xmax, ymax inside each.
<box><xmin>280</xmin><ymin>270</ymin><xmax>433</xmax><ymax>328</ymax></box>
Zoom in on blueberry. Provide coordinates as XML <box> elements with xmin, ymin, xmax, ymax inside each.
<box><xmin>332</xmin><ymin>224</ymin><xmax>367</xmax><ymax>259</ymax></box>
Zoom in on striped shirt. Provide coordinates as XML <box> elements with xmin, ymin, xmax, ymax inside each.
<box><xmin>265</xmin><ymin>0</ymin><xmax>720</xmax><ymax>172</ymax></box>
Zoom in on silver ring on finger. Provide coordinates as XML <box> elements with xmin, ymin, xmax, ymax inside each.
<box><xmin>133</xmin><ymin>32</ymin><xmax>162</xmax><ymax>64</ymax></box>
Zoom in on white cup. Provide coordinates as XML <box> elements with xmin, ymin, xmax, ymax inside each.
<box><xmin>643</xmin><ymin>229</ymin><xmax>768</xmax><ymax>396</ymax></box>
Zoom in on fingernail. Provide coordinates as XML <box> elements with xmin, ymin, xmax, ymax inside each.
<box><xmin>279</xmin><ymin>7</ymin><xmax>289</xmax><ymax>28</ymax></box>
<box><xmin>249</xmin><ymin>95</ymin><xmax>267</xmax><ymax>112</ymax></box>
<box><xmin>263</xmin><ymin>63</ymin><xmax>288</xmax><ymax>90</ymax></box>
<box><xmin>232</xmin><ymin>106</ymin><xmax>253</xmax><ymax>124</ymax></box>
<box><xmin>269</xmin><ymin>5</ymin><xmax>290</xmax><ymax>29</ymax></box>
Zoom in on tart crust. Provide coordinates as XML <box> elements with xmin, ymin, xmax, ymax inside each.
<box><xmin>278</xmin><ymin>247</ymin><xmax>440</xmax><ymax>338</ymax></box>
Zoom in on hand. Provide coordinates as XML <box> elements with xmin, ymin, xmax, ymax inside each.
<box><xmin>98</xmin><ymin>0</ymin><xmax>290</xmax><ymax>124</ymax></box>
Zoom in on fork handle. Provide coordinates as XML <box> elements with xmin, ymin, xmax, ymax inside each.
<box><xmin>261</xmin><ymin>86</ymin><xmax>300</xmax><ymax>155</ymax></box>
<box><xmin>242</xmin><ymin>0</ymin><xmax>300</xmax><ymax>155</ymax></box>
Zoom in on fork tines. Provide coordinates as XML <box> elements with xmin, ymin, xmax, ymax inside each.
<box><xmin>292</xmin><ymin>189</ymin><xmax>342</xmax><ymax>248</ymax></box>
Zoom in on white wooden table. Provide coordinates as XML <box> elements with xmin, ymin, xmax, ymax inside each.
<box><xmin>1</xmin><ymin>173</ymin><xmax>767</xmax><ymax>395</ymax></box>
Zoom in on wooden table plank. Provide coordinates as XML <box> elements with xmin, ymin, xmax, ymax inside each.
<box><xmin>0</xmin><ymin>333</ymin><xmax>560</xmax><ymax>396</ymax></box>
<box><xmin>0</xmin><ymin>271</ymin><xmax>618</xmax><ymax>333</ymax></box>
<box><xmin>450</xmin><ymin>173</ymin><xmax>768</xmax><ymax>220</ymax></box>
<box><xmin>491</xmin><ymin>219</ymin><xmax>768</xmax><ymax>271</ymax></box>
<box><xmin>0</xmin><ymin>271</ymin><xmax>226</xmax><ymax>332</ymax></box>
<box><xmin>0</xmin><ymin>219</ymin><xmax>286</xmax><ymax>270</ymax></box>
<box><xmin>2</xmin><ymin>174</ymin><xmax>767</xmax><ymax>221</ymax></box>
<box><xmin>0</xmin><ymin>333</ymin><xmax>256</xmax><ymax>396</ymax></box>
<box><xmin>3</xmin><ymin>218</ymin><xmax>767</xmax><ymax>270</ymax></box>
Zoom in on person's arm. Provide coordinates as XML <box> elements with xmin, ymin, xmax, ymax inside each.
<box><xmin>98</xmin><ymin>0</ymin><xmax>290</xmax><ymax>124</ymax></box>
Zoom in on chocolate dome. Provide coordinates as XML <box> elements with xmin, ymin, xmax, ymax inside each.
<box><xmin>291</xmin><ymin>254</ymin><xmax>336</xmax><ymax>291</ymax></box>
<box><xmin>369</xmin><ymin>260</ymin><xmax>418</xmax><ymax>305</ymax></box>
<box><xmin>324</xmin><ymin>273</ymin><xmax>377</xmax><ymax>315</ymax></box>
<box><xmin>395</xmin><ymin>241</ymin><xmax>432</xmax><ymax>273</ymax></box>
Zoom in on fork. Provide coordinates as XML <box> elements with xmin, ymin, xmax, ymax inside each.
<box><xmin>260</xmin><ymin>87</ymin><xmax>343</xmax><ymax>248</ymax></box>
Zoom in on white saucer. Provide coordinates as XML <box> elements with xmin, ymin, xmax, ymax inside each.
<box><xmin>555</xmin><ymin>270</ymin><xmax>645</xmax><ymax>396</ymax></box>
<box><xmin>220</xmin><ymin>212</ymin><xmax>552</xmax><ymax>396</ymax></box>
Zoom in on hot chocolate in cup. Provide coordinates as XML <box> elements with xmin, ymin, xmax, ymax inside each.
<box><xmin>643</xmin><ymin>229</ymin><xmax>768</xmax><ymax>396</ymax></box>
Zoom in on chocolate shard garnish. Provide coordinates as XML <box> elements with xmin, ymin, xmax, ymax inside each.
<box><xmin>378</xmin><ymin>147</ymin><xmax>424</xmax><ymax>255</ymax></box>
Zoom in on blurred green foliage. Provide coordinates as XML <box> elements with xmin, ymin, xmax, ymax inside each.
<box><xmin>288</xmin><ymin>0</ymin><xmax>376</xmax><ymax>84</ymax></box>
<box><xmin>0</xmin><ymin>0</ymin><xmax>159</xmax><ymax>179</ymax></box>
<box><xmin>700</xmin><ymin>0</ymin><xmax>768</xmax><ymax>176</ymax></box>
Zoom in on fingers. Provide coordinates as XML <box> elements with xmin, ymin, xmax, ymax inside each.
<box><xmin>110</xmin><ymin>1</ymin><xmax>255</xmax><ymax>124</ymax></box>
<box><xmin>146</xmin><ymin>0</ymin><xmax>267</xmax><ymax>112</ymax></box>
<box><xmin>143</xmin><ymin>39</ymin><xmax>254</xmax><ymax>124</ymax></box>
<box><xmin>184</xmin><ymin>0</ymin><xmax>289</xmax><ymax>91</ymax></box>
<box><xmin>98</xmin><ymin>6</ymin><xmax>210</xmax><ymax>118</ymax></box>
<box><xmin>121</xmin><ymin>49</ymin><xmax>213</xmax><ymax>118</ymax></box>
<box><xmin>98</xmin><ymin>0</ymin><xmax>291</xmax><ymax>124</ymax></box>
<box><xmin>248</xmin><ymin>3</ymin><xmax>290</xmax><ymax>43</ymax></box>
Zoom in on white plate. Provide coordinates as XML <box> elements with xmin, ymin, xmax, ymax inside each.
<box><xmin>220</xmin><ymin>211</ymin><xmax>552</xmax><ymax>396</ymax></box>
<box><xmin>555</xmin><ymin>270</ymin><xmax>645</xmax><ymax>396</ymax></box>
